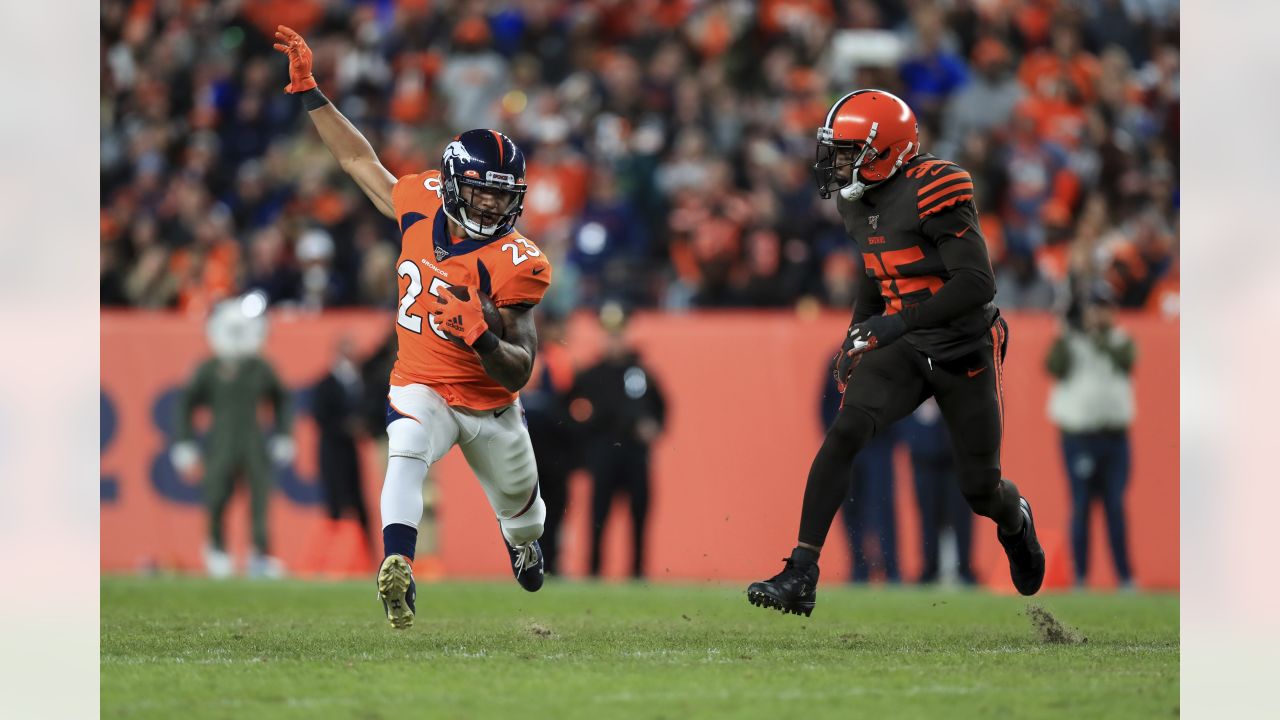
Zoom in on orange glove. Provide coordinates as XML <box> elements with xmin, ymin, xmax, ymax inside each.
<box><xmin>427</xmin><ymin>287</ymin><xmax>490</xmax><ymax>348</ymax></box>
<box><xmin>273</xmin><ymin>25</ymin><xmax>318</xmax><ymax>94</ymax></box>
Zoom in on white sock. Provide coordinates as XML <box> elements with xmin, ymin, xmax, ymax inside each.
<box><xmin>381</xmin><ymin>456</ymin><xmax>428</xmax><ymax>529</ymax></box>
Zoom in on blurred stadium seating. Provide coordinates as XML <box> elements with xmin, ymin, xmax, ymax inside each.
<box><xmin>100</xmin><ymin>0</ymin><xmax>1179</xmax><ymax>318</ymax></box>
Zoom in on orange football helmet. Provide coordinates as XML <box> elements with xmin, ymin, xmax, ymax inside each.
<box><xmin>814</xmin><ymin>89</ymin><xmax>920</xmax><ymax>200</ymax></box>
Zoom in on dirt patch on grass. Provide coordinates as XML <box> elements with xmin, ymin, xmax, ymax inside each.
<box><xmin>526</xmin><ymin>622</ymin><xmax>555</xmax><ymax>639</ymax></box>
<box><xmin>1026</xmin><ymin>604</ymin><xmax>1087</xmax><ymax>645</ymax></box>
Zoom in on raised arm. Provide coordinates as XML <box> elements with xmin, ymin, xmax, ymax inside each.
<box><xmin>274</xmin><ymin>26</ymin><xmax>396</xmax><ymax>219</ymax></box>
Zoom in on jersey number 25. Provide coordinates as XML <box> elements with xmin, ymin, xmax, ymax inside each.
<box><xmin>396</xmin><ymin>260</ymin><xmax>453</xmax><ymax>341</ymax></box>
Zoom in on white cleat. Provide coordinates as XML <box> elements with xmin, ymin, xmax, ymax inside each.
<box><xmin>248</xmin><ymin>553</ymin><xmax>286</xmax><ymax>579</ymax></box>
<box><xmin>204</xmin><ymin>546</ymin><xmax>234</xmax><ymax>580</ymax></box>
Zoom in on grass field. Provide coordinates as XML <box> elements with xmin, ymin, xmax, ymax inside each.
<box><xmin>102</xmin><ymin>577</ymin><xmax>1178</xmax><ymax>719</ymax></box>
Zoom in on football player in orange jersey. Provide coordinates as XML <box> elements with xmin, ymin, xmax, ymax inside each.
<box><xmin>275</xmin><ymin>26</ymin><xmax>552</xmax><ymax>629</ymax></box>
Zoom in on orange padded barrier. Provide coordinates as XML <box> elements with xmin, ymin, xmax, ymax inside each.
<box><xmin>102</xmin><ymin>310</ymin><xmax>1177</xmax><ymax>589</ymax></box>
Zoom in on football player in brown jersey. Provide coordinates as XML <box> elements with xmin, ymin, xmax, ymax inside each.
<box><xmin>748</xmin><ymin>90</ymin><xmax>1045</xmax><ymax>616</ymax></box>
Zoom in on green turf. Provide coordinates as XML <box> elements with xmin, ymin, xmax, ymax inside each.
<box><xmin>101</xmin><ymin>577</ymin><xmax>1178</xmax><ymax>719</ymax></box>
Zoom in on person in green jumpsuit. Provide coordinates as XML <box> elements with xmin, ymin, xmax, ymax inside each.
<box><xmin>170</xmin><ymin>293</ymin><xmax>293</xmax><ymax>578</ymax></box>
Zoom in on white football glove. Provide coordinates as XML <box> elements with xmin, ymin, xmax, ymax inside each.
<box><xmin>269</xmin><ymin>435</ymin><xmax>295</xmax><ymax>465</ymax></box>
<box><xmin>170</xmin><ymin>441</ymin><xmax>200</xmax><ymax>474</ymax></box>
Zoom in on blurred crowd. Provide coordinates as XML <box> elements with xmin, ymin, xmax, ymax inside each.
<box><xmin>101</xmin><ymin>0</ymin><xmax>1179</xmax><ymax>317</ymax></box>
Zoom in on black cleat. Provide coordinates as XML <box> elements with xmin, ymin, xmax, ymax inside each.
<box><xmin>999</xmin><ymin>497</ymin><xmax>1046</xmax><ymax>596</ymax></box>
<box><xmin>747</xmin><ymin>550</ymin><xmax>819</xmax><ymax>617</ymax></box>
<box><xmin>505</xmin><ymin>538</ymin><xmax>545</xmax><ymax>592</ymax></box>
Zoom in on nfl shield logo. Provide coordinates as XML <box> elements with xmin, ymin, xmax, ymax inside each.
<box><xmin>435</xmin><ymin>246</ymin><xmax>450</xmax><ymax>261</ymax></box>
<box><xmin>868</xmin><ymin>215</ymin><xmax>879</xmax><ymax>230</ymax></box>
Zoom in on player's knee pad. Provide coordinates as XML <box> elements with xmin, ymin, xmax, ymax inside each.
<box><xmin>501</xmin><ymin>496</ymin><xmax>545</xmax><ymax>547</ymax></box>
<box><xmin>387</xmin><ymin>418</ymin><xmax>432</xmax><ymax>463</ymax></box>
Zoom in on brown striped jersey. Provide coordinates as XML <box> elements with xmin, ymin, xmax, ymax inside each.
<box><xmin>836</xmin><ymin>153</ymin><xmax>1000</xmax><ymax>362</ymax></box>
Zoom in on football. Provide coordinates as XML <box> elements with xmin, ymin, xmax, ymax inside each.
<box><xmin>443</xmin><ymin>285</ymin><xmax>504</xmax><ymax>342</ymax></box>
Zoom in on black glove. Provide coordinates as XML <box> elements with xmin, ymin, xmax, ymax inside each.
<box><xmin>834</xmin><ymin>314</ymin><xmax>907</xmax><ymax>391</ymax></box>
<box><xmin>833</xmin><ymin>347</ymin><xmax>860</xmax><ymax>394</ymax></box>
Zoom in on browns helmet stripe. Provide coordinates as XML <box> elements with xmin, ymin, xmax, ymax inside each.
<box><xmin>823</xmin><ymin>89</ymin><xmax>870</xmax><ymax>129</ymax></box>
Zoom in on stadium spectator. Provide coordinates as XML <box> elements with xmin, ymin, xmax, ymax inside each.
<box><xmin>567</xmin><ymin>165</ymin><xmax>648</xmax><ymax>308</ymax></box>
<box><xmin>897</xmin><ymin>2</ymin><xmax>969</xmax><ymax>124</ymax></box>
<box><xmin>522</xmin><ymin>313</ymin><xmax>579</xmax><ymax>576</ymax></box>
<box><xmin>1046</xmin><ymin>295</ymin><xmax>1137</xmax><ymax>589</ymax></box>
<box><xmin>311</xmin><ymin>335</ymin><xmax>375</xmax><ymax>565</ymax></box>
<box><xmin>995</xmin><ymin>248</ymin><xmax>1060</xmax><ymax>311</ymax></box>
<box><xmin>569</xmin><ymin>305</ymin><xmax>667</xmax><ymax>579</ymax></box>
<box><xmin>99</xmin><ymin>0</ymin><xmax>1178</xmax><ymax>314</ymax></box>
<box><xmin>900</xmin><ymin>399</ymin><xmax>976</xmax><ymax>586</ymax></box>
<box><xmin>935</xmin><ymin>38</ymin><xmax>1024</xmax><ymax>160</ymax></box>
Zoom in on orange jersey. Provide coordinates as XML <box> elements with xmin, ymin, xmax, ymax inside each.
<box><xmin>390</xmin><ymin>170</ymin><xmax>552</xmax><ymax>410</ymax></box>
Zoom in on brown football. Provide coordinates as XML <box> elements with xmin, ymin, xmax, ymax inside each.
<box><xmin>442</xmin><ymin>285</ymin><xmax>504</xmax><ymax>342</ymax></box>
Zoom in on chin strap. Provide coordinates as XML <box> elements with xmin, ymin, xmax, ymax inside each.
<box><xmin>840</xmin><ymin>181</ymin><xmax>870</xmax><ymax>200</ymax></box>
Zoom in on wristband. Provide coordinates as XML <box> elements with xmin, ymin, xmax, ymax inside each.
<box><xmin>301</xmin><ymin>86</ymin><xmax>330</xmax><ymax>111</ymax></box>
<box><xmin>471</xmin><ymin>330</ymin><xmax>500</xmax><ymax>355</ymax></box>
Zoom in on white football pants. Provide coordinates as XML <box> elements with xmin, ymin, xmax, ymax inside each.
<box><xmin>382</xmin><ymin>383</ymin><xmax>545</xmax><ymax>547</ymax></box>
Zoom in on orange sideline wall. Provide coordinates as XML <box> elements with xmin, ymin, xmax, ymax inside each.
<box><xmin>101</xmin><ymin>310</ymin><xmax>1178</xmax><ymax>589</ymax></box>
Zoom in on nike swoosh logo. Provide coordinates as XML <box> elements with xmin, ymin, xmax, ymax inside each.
<box><xmin>495</xmin><ymin>407</ymin><xmax>510</xmax><ymax>418</ymax></box>
<box><xmin>954</xmin><ymin>226</ymin><xmax>969</xmax><ymax>238</ymax></box>
<box><xmin>531</xmin><ymin>267</ymin><xmax>545</xmax><ymax>276</ymax></box>
<box><xmin>967</xmin><ymin>367</ymin><xmax>987</xmax><ymax>378</ymax></box>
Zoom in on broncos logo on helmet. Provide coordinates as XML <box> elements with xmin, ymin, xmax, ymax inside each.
<box><xmin>440</xmin><ymin>129</ymin><xmax>527</xmax><ymax>239</ymax></box>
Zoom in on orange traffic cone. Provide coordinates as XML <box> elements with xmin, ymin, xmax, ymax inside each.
<box><xmin>413</xmin><ymin>554</ymin><xmax>446</xmax><ymax>582</ymax></box>
<box><xmin>1039</xmin><ymin>527</ymin><xmax>1072</xmax><ymax>591</ymax></box>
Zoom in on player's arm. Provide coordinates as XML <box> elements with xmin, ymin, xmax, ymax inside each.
<box><xmin>897</xmin><ymin>200</ymin><xmax>996</xmax><ymax>330</ymax></box>
<box><xmin>475</xmin><ymin>304</ymin><xmax>539</xmax><ymax>393</ymax></box>
<box><xmin>839</xmin><ymin>201</ymin><xmax>994</xmax><ymax>369</ymax></box>
<box><xmin>307</xmin><ymin>104</ymin><xmax>396</xmax><ymax>218</ymax></box>
<box><xmin>851</xmin><ymin>268</ymin><xmax>886</xmax><ymax>325</ymax></box>
<box><xmin>273</xmin><ymin>26</ymin><xmax>396</xmax><ymax>219</ymax></box>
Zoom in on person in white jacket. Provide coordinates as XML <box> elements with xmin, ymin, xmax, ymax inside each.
<box><xmin>1046</xmin><ymin>297</ymin><xmax>1136</xmax><ymax>589</ymax></box>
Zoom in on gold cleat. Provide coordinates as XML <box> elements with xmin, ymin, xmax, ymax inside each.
<box><xmin>377</xmin><ymin>555</ymin><xmax>416</xmax><ymax>630</ymax></box>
